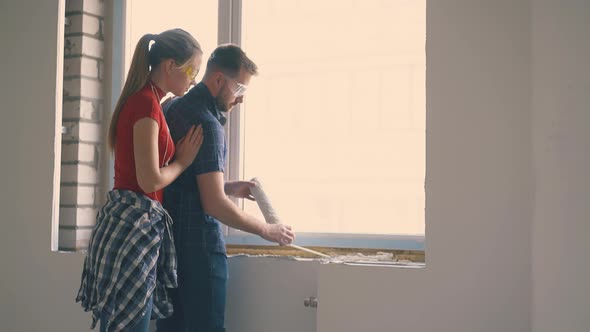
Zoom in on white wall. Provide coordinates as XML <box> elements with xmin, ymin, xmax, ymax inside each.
<box><xmin>0</xmin><ymin>1</ymin><xmax>90</xmax><ymax>331</ymax></box>
<box><xmin>531</xmin><ymin>1</ymin><xmax>590</xmax><ymax>331</ymax></box>
<box><xmin>0</xmin><ymin>1</ymin><xmax>588</xmax><ymax>332</ymax></box>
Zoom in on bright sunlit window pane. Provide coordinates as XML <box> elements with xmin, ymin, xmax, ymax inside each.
<box><xmin>241</xmin><ymin>0</ymin><xmax>425</xmax><ymax>235</ymax></box>
<box><xmin>126</xmin><ymin>0</ymin><xmax>218</xmax><ymax>83</ymax></box>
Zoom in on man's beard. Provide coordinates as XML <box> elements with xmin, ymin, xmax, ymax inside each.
<box><xmin>215</xmin><ymin>95</ymin><xmax>229</xmax><ymax>113</ymax></box>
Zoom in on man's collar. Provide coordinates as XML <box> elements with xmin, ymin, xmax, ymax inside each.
<box><xmin>186</xmin><ymin>83</ymin><xmax>227</xmax><ymax>126</ymax></box>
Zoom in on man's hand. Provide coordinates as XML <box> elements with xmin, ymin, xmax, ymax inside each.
<box><xmin>224</xmin><ymin>181</ymin><xmax>256</xmax><ymax>200</ymax></box>
<box><xmin>262</xmin><ymin>223</ymin><xmax>295</xmax><ymax>246</ymax></box>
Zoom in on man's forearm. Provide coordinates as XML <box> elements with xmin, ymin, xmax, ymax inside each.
<box><xmin>206</xmin><ymin>195</ymin><xmax>267</xmax><ymax>237</ymax></box>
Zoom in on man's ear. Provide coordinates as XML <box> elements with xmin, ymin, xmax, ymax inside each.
<box><xmin>215</xmin><ymin>72</ymin><xmax>224</xmax><ymax>85</ymax></box>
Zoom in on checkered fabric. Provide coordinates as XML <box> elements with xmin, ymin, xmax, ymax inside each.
<box><xmin>76</xmin><ymin>190</ymin><xmax>177</xmax><ymax>332</ymax></box>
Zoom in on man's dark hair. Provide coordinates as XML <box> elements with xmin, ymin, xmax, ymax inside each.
<box><xmin>205</xmin><ymin>43</ymin><xmax>258</xmax><ymax>78</ymax></box>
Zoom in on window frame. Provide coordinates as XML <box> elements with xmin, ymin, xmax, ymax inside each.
<box><xmin>221</xmin><ymin>0</ymin><xmax>425</xmax><ymax>251</ymax></box>
<box><xmin>52</xmin><ymin>0</ymin><xmax>66</xmax><ymax>251</ymax></box>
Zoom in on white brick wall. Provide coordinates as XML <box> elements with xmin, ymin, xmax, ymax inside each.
<box><xmin>61</xmin><ymin>164</ymin><xmax>100</xmax><ymax>184</ymax></box>
<box><xmin>65</xmin><ymin>14</ymin><xmax>101</xmax><ymax>37</ymax></box>
<box><xmin>64</xmin><ymin>57</ymin><xmax>101</xmax><ymax>79</ymax></box>
<box><xmin>58</xmin><ymin>228</ymin><xmax>93</xmax><ymax>251</ymax></box>
<box><xmin>61</xmin><ymin>142</ymin><xmax>96</xmax><ymax>163</ymax></box>
<box><xmin>63</xmin><ymin>77</ymin><xmax>104</xmax><ymax>99</ymax></box>
<box><xmin>66</xmin><ymin>0</ymin><xmax>105</xmax><ymax>17</ymax></box>
<box><xmin>60</xmin><ymin>185</ymin><xmax>96</xmax><ymax>206</ymax></box>
<box><xmin>65</xmin><ymin>35</ymin><xmax>104</xmax><ymax>58</ymax></box>
<box><xmin>63</xmin><ymin>99</ymin><xmax>102</xmax><ymax>121</ymax></box>
<box><xmin>60</xmin><ymin>206</ymin><xmax>98</xmax><ymax>227</ymax></box>
<box><xmin>63</xmin><ymin>121</ymin><xmax>103</xmax><ymax>142</ymax></box>
<box><xmin>60</xmin><ymin>0</ymin><xmax>105</xmax><ymax>251</ymax></box>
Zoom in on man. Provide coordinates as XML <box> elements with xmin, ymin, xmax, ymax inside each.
<box><xmin>156</xmin><ymin>44</ymin><xmax>295</xmax><ymax>332</ymax></box>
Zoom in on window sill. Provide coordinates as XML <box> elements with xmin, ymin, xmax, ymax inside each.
<box><xmin>226</xmin><ymin>244</ymin><xmax>425</xmax><ymax>263</ymax></box>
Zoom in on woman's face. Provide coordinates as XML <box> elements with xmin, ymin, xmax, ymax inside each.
<box><xmin>169</xmin><ymin>53</ymin><xmax>202</xmax><ymax>96</ymax></box>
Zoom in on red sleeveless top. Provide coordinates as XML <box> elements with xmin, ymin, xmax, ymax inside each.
<box><xmin>113</xmin><ymin>82</ymin><xmax>174</xmax><ymax>202</ymax></box>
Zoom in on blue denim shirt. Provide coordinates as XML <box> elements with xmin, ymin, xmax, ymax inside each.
<box><xmin>163</xmin><ymin>83</ymin><xmax>227</xmax><ymax>254</ymax></box>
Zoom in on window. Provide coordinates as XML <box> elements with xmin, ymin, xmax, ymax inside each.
<box><xmin>125</xmin><ymin>0</ymin><xmax>219</xmax><ymax>85</ymax></box>
<box><xmin>231</xmin><ymin>0</ymin><xmax>426</xmax><ymax>250</ymax></box>
<box><xmin>118</xmin><ymin>0</ymin><xmax>425</xmax><ymax>252</ymax></box>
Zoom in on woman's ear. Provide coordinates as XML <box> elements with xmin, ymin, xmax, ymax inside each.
<box><xmin>164</xmin><ymin>59</ymin><xmax>176</xmax><ymax>74</ymax></box>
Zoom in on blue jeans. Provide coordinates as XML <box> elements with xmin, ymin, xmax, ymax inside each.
<box><xmin>156</xmin><ymin>249</ymin><xmax>228</xmax><ymax>332</ymax></box>
<box><xmin>100</xmin><ymin>294</ymin><xmax>153</xmax><ymax>332</ymax></box>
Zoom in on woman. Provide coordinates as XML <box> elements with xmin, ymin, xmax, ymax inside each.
<box><xmin>76</xmin><ymin>28</ymin><xmax>204</xmax><ymax>332</ymax></box>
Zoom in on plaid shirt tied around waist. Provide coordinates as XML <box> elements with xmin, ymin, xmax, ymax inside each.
<box><xmin>76</xmin><ymin>190</ymin><xmax>177</xmax><ymax>332</ymax></box>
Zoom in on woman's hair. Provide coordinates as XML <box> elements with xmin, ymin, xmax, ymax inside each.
<box><xmin>107</xmin><ymin>28</ymin><xmax>202</xmax><ymax>151</ymax></box>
